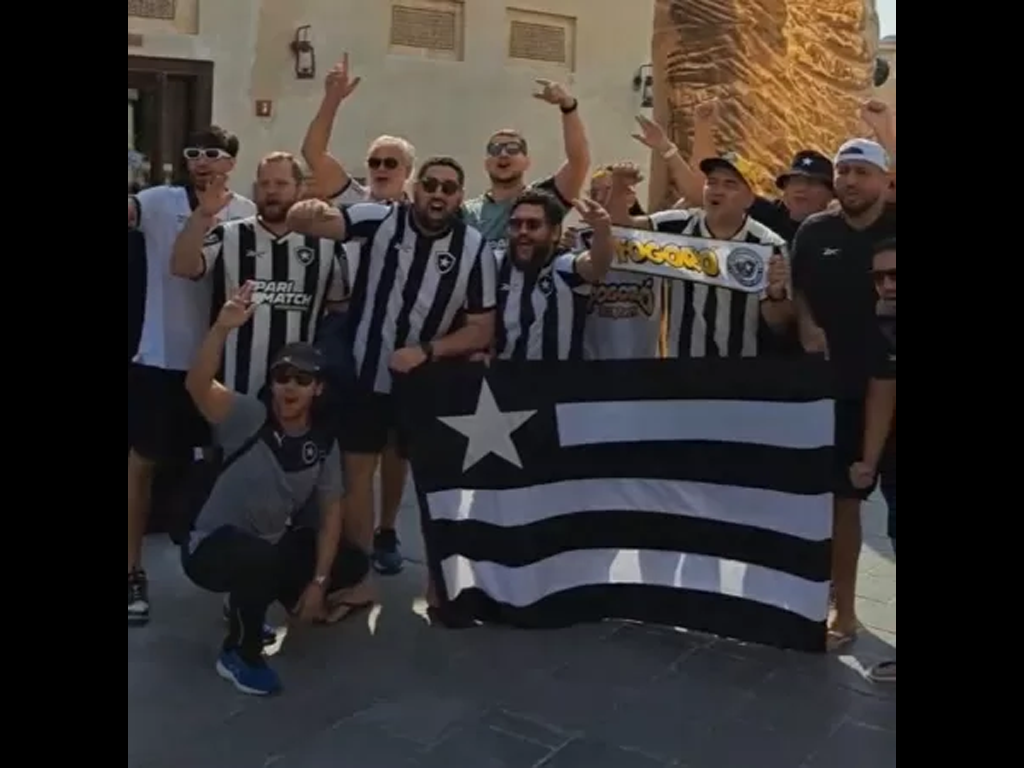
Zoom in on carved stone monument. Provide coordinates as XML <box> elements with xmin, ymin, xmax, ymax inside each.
<box><xmin>650</xmin><ymin>0</ymin><xmax>879</xmax><ymax>205</ymax></box>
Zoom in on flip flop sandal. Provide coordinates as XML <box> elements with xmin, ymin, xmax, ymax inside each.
<box><xmin>868</xmin><ymin>660</ymin><xmax>896</xmax><ymax>683</ymax></box>
<box><xmin>320</xmin><ymin>599</ymin><xmax>374</xmax><ymax>625</ymax></box>
<box><xmin>826</xmin><ymin>628</ymin><xmax>858</xmax><ymax>652</ymax></box>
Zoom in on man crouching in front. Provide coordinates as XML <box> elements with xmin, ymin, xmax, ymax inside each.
<box><xmin>182</xmin><ymin>281</ymin><xmax>372</xmax><ymax>695</ymax></box>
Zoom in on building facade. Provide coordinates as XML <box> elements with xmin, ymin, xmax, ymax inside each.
<box><xmin>129</xmin><ymin>0</ymin><xmax>655</xmax><ymax>195</ymax></box>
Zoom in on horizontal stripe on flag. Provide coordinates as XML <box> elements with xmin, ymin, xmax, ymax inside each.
<box><xmin>442</xmin><ymin>548</ymin><xmax>828</xmax><ymax>626</ymax></box>
<box><xmin>446</xmin><ymin>583</ymin><xmax>825</xmax><ymax>652</ymax></box>
<box><xmin>393</xmin><ymin>358</ymin><xmax>835</xmax><ymax>412</ymax></box>
<box><xmin>428</xmin><ymin>509</ymin><xmax>828</xmax><ymax>582</ymax></box>
<box><xmin>428</xmin><ymin>477</ymin><xmax>830</xmax><ymax>539</ymax></box>
<box><xmin>556</xmin><ymin>399</ymin><xmax>833</xmax><ymax>450</ymax></box>
<box><xmin>415</xmin><ymin>436</ymin><xmax>832</xmax><ymax>496</ymax></box>
<box><xmin>427</xmin><ymin>479</ymin><xmax>830</xmax><ymax>579</ymax></box>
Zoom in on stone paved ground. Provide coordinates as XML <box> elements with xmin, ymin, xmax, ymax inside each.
<box><xmin>128</xmin><ymin>492</ymin><xmax>895</xmax><ymax>768</ymax></box>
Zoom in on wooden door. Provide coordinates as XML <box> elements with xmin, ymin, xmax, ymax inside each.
<box><xmin>127</xmin><ymin>56</ymin><xmax>213</xmax><ymax>191</ymax></box>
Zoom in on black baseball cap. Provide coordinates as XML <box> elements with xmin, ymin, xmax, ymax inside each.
<box><xmin>775</xmin><ymin>150</ymin><xmax>833</xmax><ymax>190</ymax></box>
<box><xmin>269</xmin><ymin>342</ymin><xmax>325</xmax><ymax>376</ymax></box>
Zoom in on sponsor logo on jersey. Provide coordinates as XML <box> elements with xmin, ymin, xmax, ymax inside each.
<box><xmin>252</xmin><ymin>280</ymin><xmax>313</xmax><ymax>311</ymax></box>
<box><xmin>588</xmin><ymin>277</ymin><xmax>657</xmax><ymax>319</ymax></box>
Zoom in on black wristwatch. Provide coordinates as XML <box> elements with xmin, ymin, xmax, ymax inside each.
<box><xmin>420</xmin><ymin>341</ymin><xmax>435</xmax><ymax>362</ymax></box>
<box><xmin>559</xmin><ymin>99</ymin><xmax>578</xmax><ymax>114</ymax></box>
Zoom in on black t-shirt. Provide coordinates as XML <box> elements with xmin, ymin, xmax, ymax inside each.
<box><xmin>749</xmin><ymin>197</ymin><xmax>799</xmax><ymax>244</ymax></box>
<box><xmin>791</xmin><ymin>205</ymin><xmax>897</xmax><ymax>393</ymax></box>
<box><xmin>872</xmin><ymin>308</ymin><xmax>895</xmax><ymax>380</ymax></box>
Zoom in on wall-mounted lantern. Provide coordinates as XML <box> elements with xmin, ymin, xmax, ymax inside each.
<box><xmin>632</xmin><ymin>64</ymin><xmax>654</xmax><ymax>108</ymax></box>
<box><xmin>290</xmin><ymin>25</ymin><xmax>317</xmax><ymax>80</ymax></box>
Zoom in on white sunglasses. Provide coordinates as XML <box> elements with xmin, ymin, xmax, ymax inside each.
<box><xmin>183</xmin><ymin>147</ymin><xmax>231</xmax><ymax>161</ymax></box>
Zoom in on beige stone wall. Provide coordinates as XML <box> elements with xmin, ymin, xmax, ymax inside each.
<box><xmin>876</xmin><ymin>38</ymin><xmax>895</xmax><ymax>113</ymax></box>
<box><xmin>129</xmin><ymin>0</ymin><xmax>656</xmax><ymax>196</ymax></box>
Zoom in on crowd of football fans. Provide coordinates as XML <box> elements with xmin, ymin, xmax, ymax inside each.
<box><xmin>128</xmin><ymin>55</ymin><xmax>896</xmax><ymax>695</ymax></box>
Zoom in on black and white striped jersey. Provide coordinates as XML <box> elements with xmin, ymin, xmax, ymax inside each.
<box><xmin>495</xmin><ymin>250</ymin><xmax>590</xmax><ymax>361</ymax></box>
<box><xmin>648</xmin><ymin>208</ymin><xmax>786</xmax><ymax>358</ymax></box>
<box><xmin>201</xmin><ymin>216</ymin><xmax>346</xmax><ymax>394</ymax></box>
<box><xmin>340</xmin><ymin>202</ymin><xmax>497</xmax><ymax>393</ymax></box>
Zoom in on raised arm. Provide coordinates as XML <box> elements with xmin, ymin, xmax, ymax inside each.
<box><xmin>170</xmin><ymin>175</ymin><xmax>232</xmax><ymax>279</ymax></box>
<box><xmin>185</xmin><ymin>282</ymin><xmax>256</xmax><ymax>424</ymax></box>
<box><xmin>571</xmin><ymin>198</ymin><xmax>614</xmax><ymax>284</ymax></box>
<box><xmin>533</xmin><ymin>80</ymin><xmax>591</xmax><ymax>204</ymax></box>
<box><xmin>300</xmin><ymin>54</ymin><xmax>362</xmax><ymax>200</ymax></box>
<box><xmin>286</xmin><ymin>199</ymin><xmax>393</xmax><ymax>242</ymax></box>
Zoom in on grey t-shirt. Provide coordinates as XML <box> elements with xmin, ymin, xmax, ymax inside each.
<box><xmin>192</xmin><ymin>395</ymin><xmax>343</xmax><ymax>546</ymax></box>
<box><xmin>462</xmin><ymin>176</ymin><xmax>568</xmax><ymax>257</ymax></box>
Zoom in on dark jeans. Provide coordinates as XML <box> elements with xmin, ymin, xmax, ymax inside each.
<box><xmin>182</xmin><ymin>526</ymin><xmax>369</xmax><ymax>662</ymax></box>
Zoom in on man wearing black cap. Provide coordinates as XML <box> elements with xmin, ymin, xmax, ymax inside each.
<box><xmin>749</xmin><ymin>150</ymin><xmax>835</xmax><ymax>244</ymax></box>
<box><xmin>181</xmin><ymin>283</ymin><xmax>371</xmax><ymax>695</ymax></box>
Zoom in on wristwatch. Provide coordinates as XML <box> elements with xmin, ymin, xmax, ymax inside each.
<box><xmin>420</xmin><ymin>341</ymin><xmax>435</xmax><ymax>362</ymax></box>
<box><xmin>559</xmin><ymin>99</ymin><xmax>578</xmax><ymax>114</ymax></box>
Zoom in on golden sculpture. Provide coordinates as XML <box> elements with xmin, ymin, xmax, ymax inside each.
<box><xmin>650</xmin><ymin>0</ymin><xmax>879</xmax><ymax>206</ymax></box>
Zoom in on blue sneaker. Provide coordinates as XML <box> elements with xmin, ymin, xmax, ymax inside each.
<box><xmin>215</xmin><ymin>649</ymin><xmax>281</xmax><ymax>695</ymax></box>
<box><xmin>372</xmin><ymin>528</ymin><xmax>404</xmax><ymax>575</ymax></box>
<box><xmin>222</xmin><ymin>599</ymin><xmax>278</xmax><ymax>647</ymax></box>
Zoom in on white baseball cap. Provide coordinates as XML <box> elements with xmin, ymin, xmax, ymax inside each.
<box><xmin>833</xmin><ymin>138</ymin><xmax>889</xmax><ymax>172</ymax></box>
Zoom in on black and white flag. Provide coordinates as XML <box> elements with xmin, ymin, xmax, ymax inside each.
<box><xmin>398</xmin><ymin>358</ymin><xmax>835</xmax><ymax>652</ymax></box>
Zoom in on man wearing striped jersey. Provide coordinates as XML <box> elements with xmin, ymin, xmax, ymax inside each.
<box><xmin>300</xmin><ymin>54</ymin><xmax>416</xmax><ymax>573</ymax></box>
<box><xmin>286</xmin><ymin>156</ymin><xmax>496</xmax><ymax>566</ymax></box>
<box><xmin>172</xmin><ymin>152</ymin><xmax>346</xmax><ymax>395</ymax></box>
<box><xmin>490</xmin><ymin>189</ymin><xmax>613</xmax><ymax>361</ymax></box>
<box><xmin>611</xmin><ymin>153</ymin><xmax>793</xmax><ymax>358</ymax></box>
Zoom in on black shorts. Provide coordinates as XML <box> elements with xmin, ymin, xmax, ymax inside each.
<box><xmin>335</xmin><ymin>386</ymin><xmax>407</xmax><ymax>456</ymax></box>
<box><xmin>833</xmin><ymin>396</ymin><xmax>877</xmax><ymax>501</ymax></box>
<box><xmin>128</xmin><ymin>364</ymin><xmax>210</xmax><ymax>462</ymax></box>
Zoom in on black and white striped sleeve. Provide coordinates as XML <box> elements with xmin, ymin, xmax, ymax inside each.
<box><xmin>554</xmin><ymin>252</ymin><xmax>591</xmax><ymax>295</ymax></box>
<box><xmin>339</xmin><ymin>202</ymin><xmax>393</xmax><ymax>241</ymax></box>
<box><xmin>465</xmin><ymin>239</ymin><xmax>497</xmax><ymax>314</ymax></box>
<box><xmin>647</xmin><ymin>208</ymin><xmax>697</xmax><ymax>234</ymax></box>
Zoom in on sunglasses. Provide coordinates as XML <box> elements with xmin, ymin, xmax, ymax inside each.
<box><xmin>509</xmin><ymin>216</ymin><xmax>544</xmax><ymax>232</ymax></box>
<box><xmin>183</xmin><ymin>147</ymin><xmax>231</xmax><ymax>161</ymax></box>
<box><xmin>487</xmin><ymin>141</ymin><xmax>525</xmax><ymax>157</ymax></box>
<box><xmin>367</xmin><ymin>156</ymin><xmax>400</xmax><ymax>170</ymax></box>
<box><xmin>270</xmin><ymin>368</ymin><xmax>316</xmax><ymax>387</ymax></box>
<box><xmin>872</xmin><ymin>268</ymin><xmax>896</xmax><ymax>284</ymax></box>
<box><xmin>420</xmin><ymin>177</ymin><xmax>460</xmax><ymax>195</ymax></box>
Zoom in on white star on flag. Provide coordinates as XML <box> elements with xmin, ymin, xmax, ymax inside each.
<box><xmin>438</xmin><ymin>379</ymin><xmax>537</xmax><ymax>471</ymax></box>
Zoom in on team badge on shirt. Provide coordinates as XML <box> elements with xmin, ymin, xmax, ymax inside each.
<box><xmin>725</xmin><ymin>247</ymin><xmax>766</xmax><ymax>289</ymax></box>
<box><xmin>436</xmin><ymin>252</ymin><xmax>457</xmax><ymax>274</ymax></box>
<box><xmin>301</xmin><ymin>441</ymin><xmax>319</xmax><ymax>465</ymax></box>
<box><xmin>294</xmin><ymin>246</ymin><xmax>315</xmax><ymax>266</ymax></box>
<box><xmin>538</xmin><ymin>274</ymin><xmax>554</xmax><ymax>295</ymax></box>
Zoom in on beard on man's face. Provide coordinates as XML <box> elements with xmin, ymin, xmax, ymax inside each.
<box><xmin>258</xmin><ymin>198</ymin><xmax>292</xmax><ymax>223</ymax></box>
<box><xmin>513</xmin><ymin>239</ymin><xmax>555</xmax><ymax>272</ymax></box>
